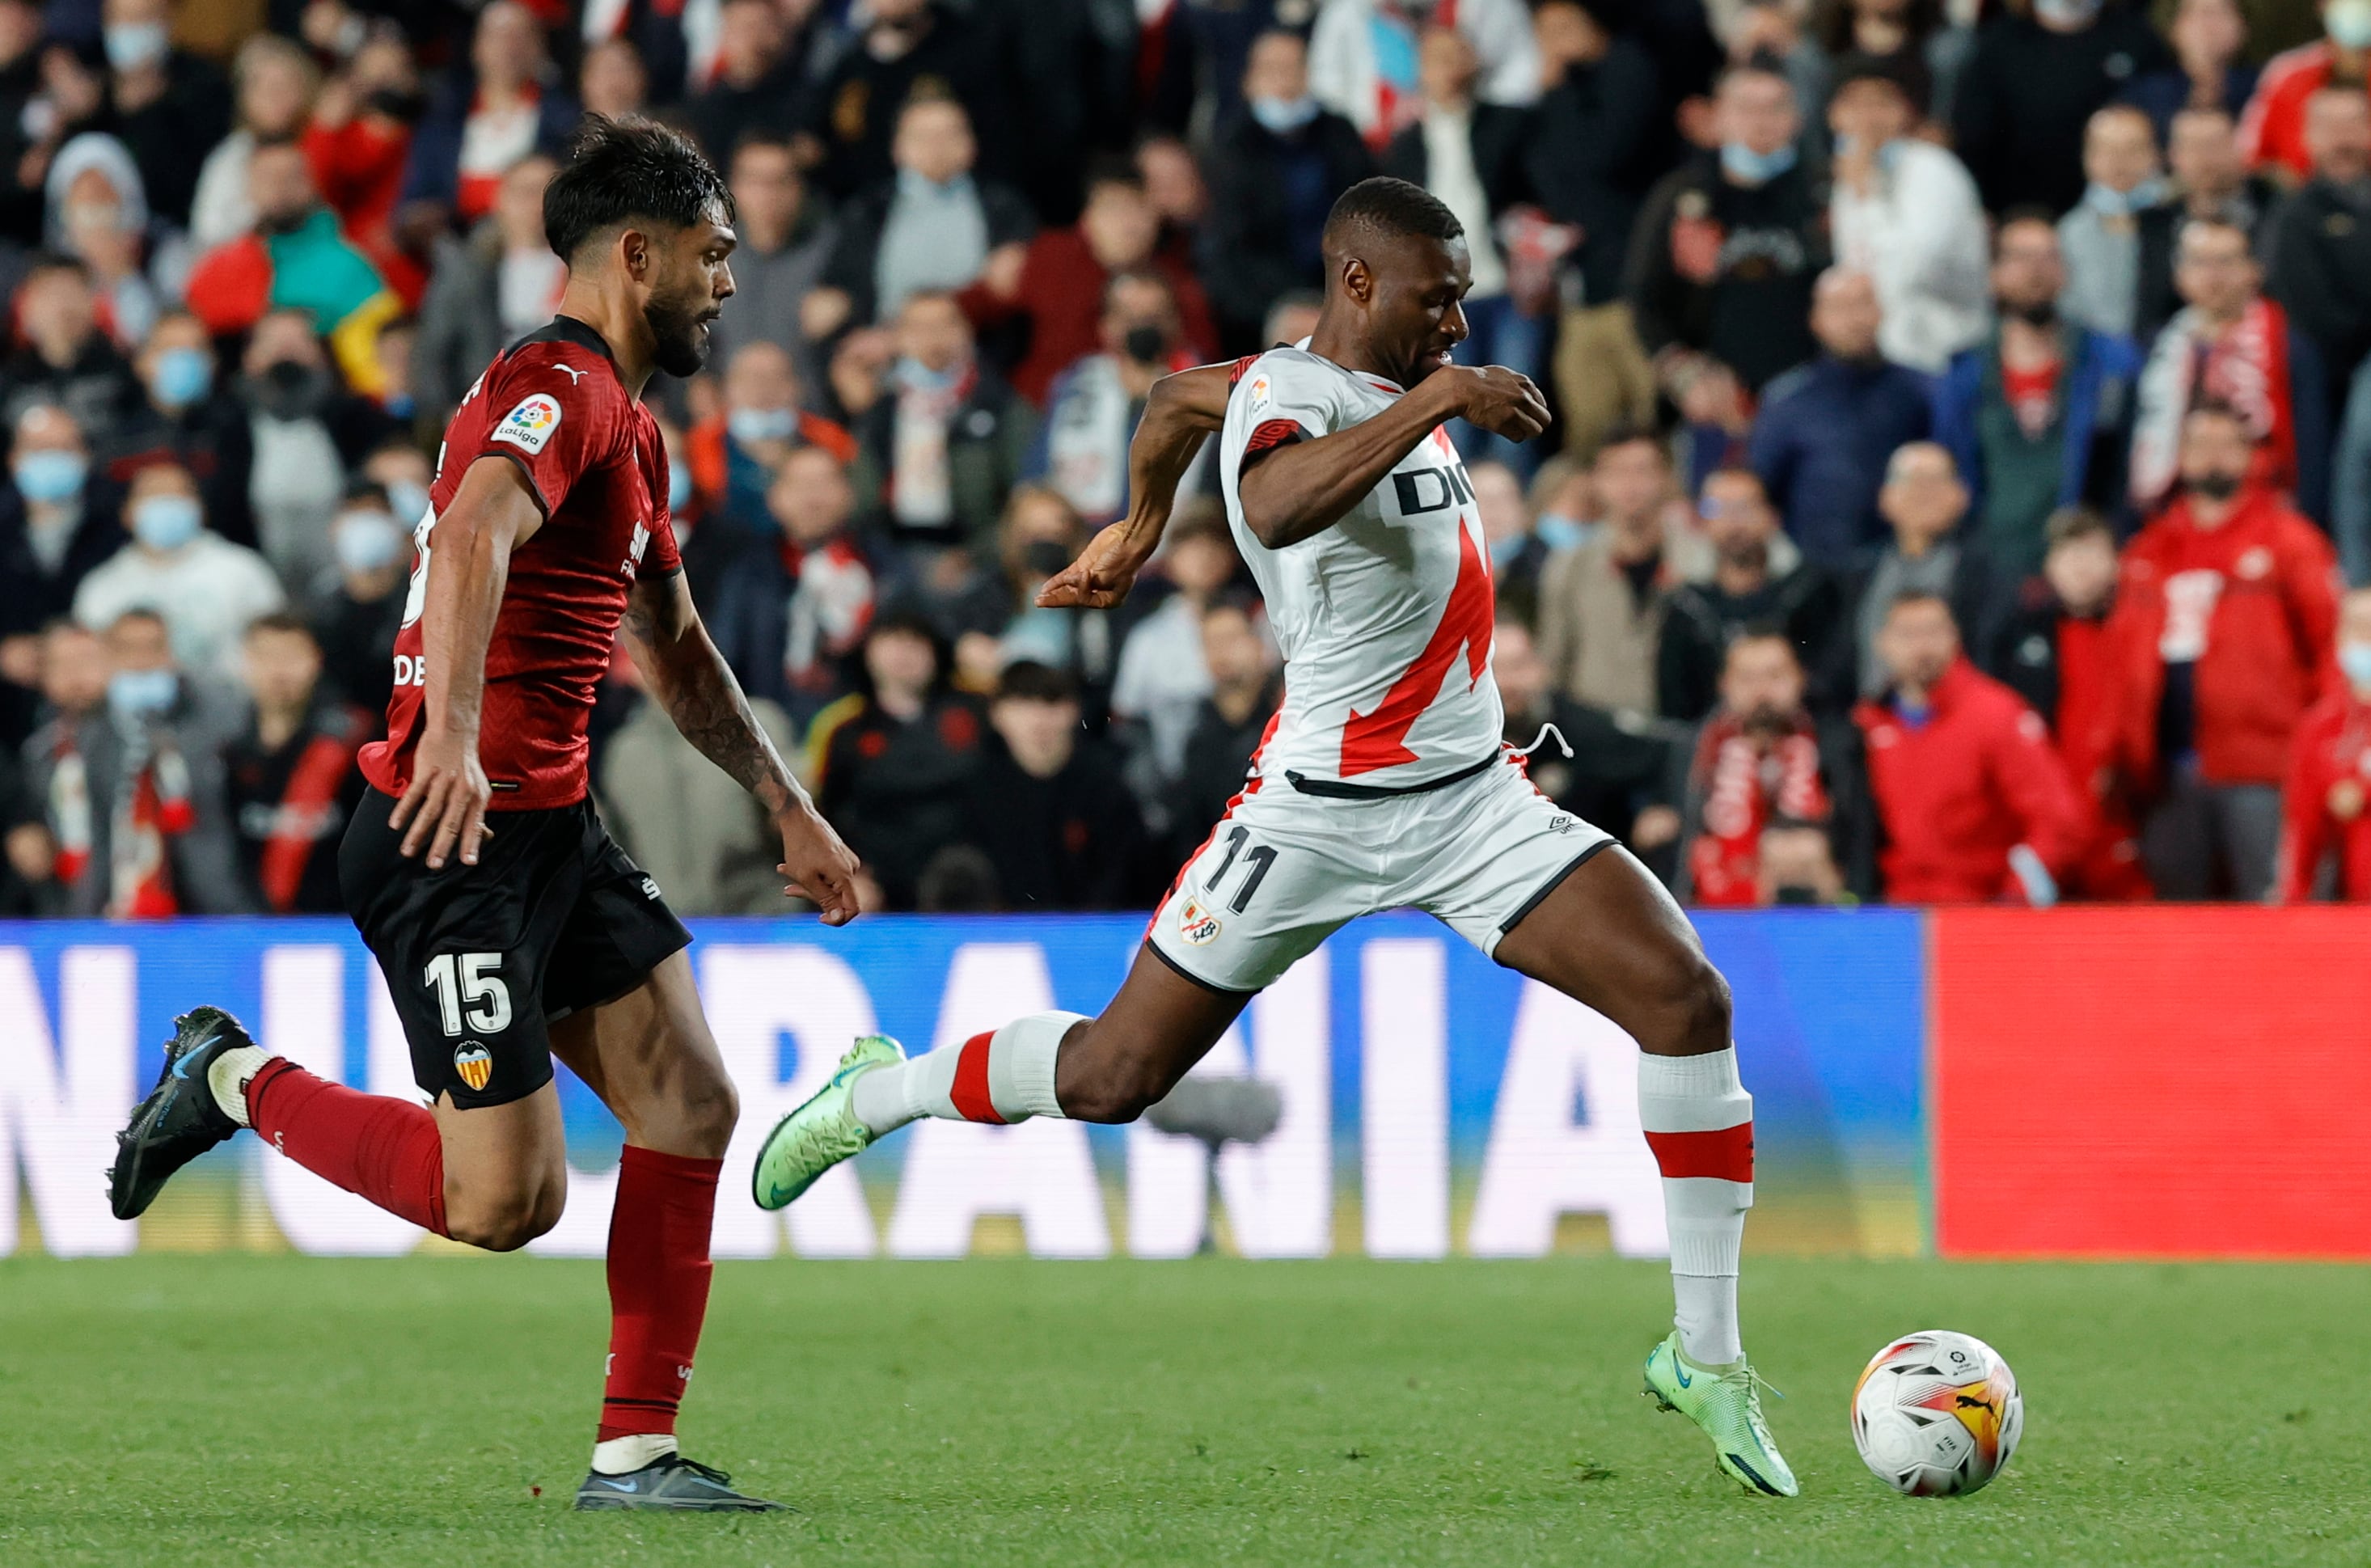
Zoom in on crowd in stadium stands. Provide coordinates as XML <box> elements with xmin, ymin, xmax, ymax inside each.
<box><xmin>13</xmin><ymin>0</ymin><xmax>2371</xmax><ymax>919</ymax></box>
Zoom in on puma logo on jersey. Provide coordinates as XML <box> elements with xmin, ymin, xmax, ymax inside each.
<box><xmin>555</xmin><ymin>362</ymin><xmax>587</xmax><ymax>386</ymax></box>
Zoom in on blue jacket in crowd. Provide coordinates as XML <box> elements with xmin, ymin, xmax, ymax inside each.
<box><xmin>1747</xmin><ymin>355</ymin><xmax>1934</xmax><ymax>568</ymax></box>
<box><xmin>1930</xmin><ymin>326</ymin><xmax>2142</xmax><ymax>539</ymax></box>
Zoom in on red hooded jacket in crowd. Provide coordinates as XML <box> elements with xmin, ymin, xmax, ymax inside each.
<box><xmin>955</xmin><ymin>226</ymin><xmax>1217</xmax><ymax>406</ymax></box>
<box><xmin>1853</xmin><ymin>657</ymin><xmax>2090</xmax><ymax>903</ymax></box>
<box><xmin>2106</xmin><ymin>487</ymin><xmax>2339</xmax><ymax>789</ymax></box>
<box><xmin>2274</xmin><ymin>692</ymin><xmax>2371</xmax><ymax>902</ymax></box>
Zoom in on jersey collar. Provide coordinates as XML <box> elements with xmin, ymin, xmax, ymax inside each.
<box><xmin>1302</xmin><ymin>345</ymin><xmax>1404</xmax><ymax>397</ymax></box>
<box><xmin>515</xmin><ymin>314</ymin><xmax>619</xmax><ymax>365</ymax></box>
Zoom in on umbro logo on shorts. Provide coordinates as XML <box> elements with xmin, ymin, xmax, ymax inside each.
<box><xmin>1548</xmin><ymin>816</ymin><xmax>1578</xmax><ymax>835</ymax></box>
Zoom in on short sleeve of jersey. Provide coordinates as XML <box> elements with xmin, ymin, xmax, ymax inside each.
<box><xmin>1232</xmin><ymin>351</ymin><xmax>1345</xmax><ymax>473</ymax></box>
<box><xmin>476</xmin><ymin>346</ymin><xmax>620</xmax><ymax>519</ymax></box>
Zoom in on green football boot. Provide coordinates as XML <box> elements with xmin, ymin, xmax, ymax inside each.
<box><xmin>751</xmin><ymin>1034</ymin><xmax>905</xmax><ymax>1211</ymax></box>
<box><xmin>1642</xmin><ymin>1330</ymin><xmax>1799</xmax><ymax>1497</ymax></box>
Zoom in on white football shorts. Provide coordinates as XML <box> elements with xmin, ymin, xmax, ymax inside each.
<box><xmin>1147</xmin><ymin>753</ymin><xmax>1617</xmax><ymax>994</ymax></box>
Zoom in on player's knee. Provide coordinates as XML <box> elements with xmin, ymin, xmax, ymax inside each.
<box><xmin>1058</xmin><ymin>1049</ymin><xmax>1171</xmax><ymax>1125</ymax></box>
<box><xmin>1633</xmin><ymin>949</ymin><xmax>1731</xmax><ymax>1057</ymax></box>
<box><xmin>446</xmin><ymin>1179</ymin><xmax>565</xmax><ymax>1253</ymax></box>
<box><xmin>678</xmin><ymin>1071</ymin><xmax>739</xmax><ymax>1156</ymax></box>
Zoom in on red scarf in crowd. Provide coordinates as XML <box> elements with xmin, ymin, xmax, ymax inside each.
<box><xmin>46</xmin><ymin>723</ymin><xmax>194</xmax><ymax>917</ymax></box>
<box><xmin>2129</xmin><ymin>296</ymin><xmax>2297</xmax><ymax>511</ymax></box>
<box><xmin>1685</xmin><ymin>712</ymin><xmax>1829</xmax><ymax>908</ymax></box>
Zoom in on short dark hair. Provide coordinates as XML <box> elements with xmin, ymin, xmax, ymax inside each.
<box><xmin>1084</xmin><ymin>154</ymin><xmax>1144</xmax><ymax>197</ymax></box>
<box><xmin>543</xmin><ymin>115</ymin><xmax>733</xmax><ymax>265</ymax></box>
<box><xmin>996</xmin><ymin>660</ymin><xmax>1079</xmax><ymax>706</ymax></box>
<box><xmin>245</xmin><ymin>611</ymin><xmax>315</xmax><ymax>641</ymax></box>
<box><xmin>1724</xmin><ymin>622</ymin><xmax>1802</xmax><ymax>664</ymax></box>
<box><xmin>1885</xmin><ymin>586</ymin><xmax>1955</xmax><ymax>623</ymax></box>
<box><xmin>2045</xmin><ymin>505</ymin><xmax>2112</xmax><ymax>550</ymax></box>
<box><xmin>1596</xmin><ymin>424</ymin><xmax>1667</xmax><ymax>463</ymax></box>
<box><xmin>1322</xmin><ymin>176</ymin><xmax>1463</xmax><ymax>253</ymax></box>
<box><xmin>1994</xmin><ymin>206</ymin><xmax>2060</xmax><ymax>251</ymax></box>
<box><xmin>1699</xmin><ymin>463</ymin><xmax>1768</xmax><ymax>501</ymax></box>
<box><xmin>1102</xmin><ymin>268</ymin><xmax>1175</xmax><ymax>315</ymax></box>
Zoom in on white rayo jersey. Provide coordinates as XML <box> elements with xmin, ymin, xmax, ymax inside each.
<box><xmin>1218</xmin><ymin>347</ymin><xmax>1502</xmax><ymax>788</ymax></box>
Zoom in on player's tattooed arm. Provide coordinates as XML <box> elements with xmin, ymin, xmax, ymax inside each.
<box><xmin>1237</xmin><ymin>365</ymin><xmax>1548</xmax><ymax>550</ymax></box>
<box><xmin>388</xmin><ymin>455</ymin><xmax>548</xmax><ymax>870</ymax></box>
<box><xmin>622</xmin><ymin>572</ymin><xmax>864</xmax><ymax>925</ymax></box>
<box><xmin>1038</xmin><ymin>361</ymin><xmax>1233</xmax><ymax>610</ymax></box>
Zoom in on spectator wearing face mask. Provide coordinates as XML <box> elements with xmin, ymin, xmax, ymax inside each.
<box><xmin>1625</xmin><ymin>65</ymin><xmax>1828</xmax><ymax>394</ymax></box>
<box><xmin>1951</xmin><ymin>0</ymin><xmax>2170</xmax><ymax>217</ymax></box>
<box><xmin>232</xmin><ymin>310</ymin><xmax>391</xmax><ymax>590</ymax></box>
<box><xmin>2266</xmin><ymin>88</ymin><xmax>2371</xmax><ymax>439</ymax></box>
<box><xmin>0</xmin><ymin>254</ymin><xmax>137</xmax><ymax>439</ymax></box>
<box><xmin>1669</xmin><ymin>628</ymin><xmax>1874</xmax><ymax>907</ymax></box>
<box><xmin>0</xmin><ymin>405</ymin><xmax>120</xmax><ymax>674</ymax></box>
<box><xmin>184</xmin><ymin>138</ymin><xmax>402</xmax><ymax>401</ymax></box>
<box><xmin>222</xmin><ymin>612</ymin><xmax>368</xmax><ymax>915</ymax></box>
<box><xmin>19</xmin><ymin>606</ymin><xmax>247</xmax><ymax>916</ymax></box>
<box><xmin>850</xmin><ymin>290</ymin><xmax>1033</xmax><ymax>554</ymax></box>
<box><xmin>1827</xmin><ymin>54</ymin><xmax>1989</xmax><ymax>375</ymax></box>
<box><xmin>305</xmin><ymin>480</ymin><xmax>408</xmax><ymax>715</ymax></box>
<box><xmin>706</xmin><ymin>445</ymin><xmax>876</xmax><ymax>725</ymax></box>
<box><xmin>412</xmin><ymin>153</ymin><xmax>562</xmax><ymax>422</ymax></box>
<box><xmin>74</xmin><ymin>461</ymin><xmax>282</xmax><ymax>680</ymax></box>
<box><xmin>1659</xmin><ymin>467</ymin><xmax>1834</xmax><ymax>724</ymax></box>
<box><xmin>958</xmin><ymin>162</ymin><xmax>1216</xmax><ymax>408</ymax></box>
<box><xmin>2240</xmin><ymin>0</ymin><xmax>2371</xmax><ymax>181</ymax></box>
<box><xmin>687</xmin><ymin>339</ymin><xmax>857</xmax><ymax>542</ymax></box>
<box><xmin>46</xmin><ymin>133</ymin><xmax>158</xmax><ymax>352</ymax></box>
<box><xmin>960</xmin><ymin>660</ymin><xmax>1147</xmax><ymax>911</ymax></box>
<box><xmin>1202</xmin><ymin>31</ymin><xmax>1376</xmax><ymax>352</ymax></box>
<box><xmin>2109</xmin><ymin>401</ymin><xmax>2339</xmax><ymax>899</ymax></box>
<box><xmin>1469</xmin><ymin>459</ymin><xmax>1550</xmax><ymax>626</ymax></box>
<box><xmin>97</xmin><ymin>311</ymin><xmax>255</xmax><ymax>551</ymax></box>
<box><xmin>802</xmin><ymin>95</ymin><xmax>1035</xmax><ymax>340</ymax></box>
<box><xmin>1536</xmin><ymin>428</ymin><xmax>1686</xmax><ymax>714</ymax></box>
<box><xmin>1853</xmin><ymin>589</ymin><xmax>2089</xmax><ymax>904</ymax></box>
<box><xmin>2275</xmin><ymin>584</ymin><xmax>2371</xmax><ymax>898</ymax></box>
<box><xmin>1029</xmin><ymin>271</ymin><xmax>1201</xmax><ymax>527</ymax></box>
<box><xmin>2131</xmin><ymin>215</ymin><xmax>2331</xmax><ymax>524</ymax></box>
<box><xmin>2056</xmin><ymin>104</ymin><xmax>2169</xmax><ymax>343</ymax></box>
<box><xmin>97</xmin><ymin>0</ymin><xmax>231</xmax><ymax>229</ymax></box>
<box><xmin>1982</xmin><ymin>505</ymin><xmax>2153</xmax><ymax>898</ymax></box>
<box><xmin>1748</xmin><ymin>268</ymin><xmax>1934</xmax><ymax>567</ymax></box>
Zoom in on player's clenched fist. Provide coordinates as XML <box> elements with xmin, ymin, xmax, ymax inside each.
<box><xmin>1037</xmin><ymin>521</ymin><xmax>1158</xmax><ymax>609</ymax></box>
<box><xmin>1431</xmin><ymin>365</ymin><xmax>1551</xmax><ymax>443</ymax></box>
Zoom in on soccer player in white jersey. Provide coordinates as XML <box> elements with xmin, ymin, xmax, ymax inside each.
<box><xmin>756</xmin><ymin>177</ymin><xmax>1797</xmax><ymax>1498</ymax></box>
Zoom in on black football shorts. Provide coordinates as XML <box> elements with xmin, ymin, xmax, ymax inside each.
<box><xmin>339</xmin><ymin>788</ymin><xmax>693</xmax><ymax>1109</ymax></box>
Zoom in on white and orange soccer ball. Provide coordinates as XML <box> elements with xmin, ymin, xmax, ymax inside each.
<box><xmin>1849</xmin><ymin>1330</ymin><xmax>2023</xmax><ymax>1497</ymax></box>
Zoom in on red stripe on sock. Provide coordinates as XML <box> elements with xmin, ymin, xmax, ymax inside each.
<box><xmin>1643</xmin><ymin>1122</ymin><xmax>1755</xmax><ymax>1182</ymax></box>
<box><xmin>949</xmin><ymin>1030</ymin><xmax>1005</xmax><ymax>1124</ymax></box>
<box><xmin>246</xmin><ymin>1058</ymin><xmax>449</xmax><ymax>1236</ymax></box>
<box><xmin>598</xmin><ymin>1146</ymin><xmax>723</xmax><ymax>1442</ymax></box>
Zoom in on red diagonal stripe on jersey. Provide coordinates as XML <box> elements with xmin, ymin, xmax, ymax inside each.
<box><xmin>950</xmin><ymin>1031</ymin><xmax>1005</xmax><ymax>1124</ymax></box>
<box><xmin>1338</xmin><ymin>522</ymin><xmax>1495</xmax><ymax>776</ymax></box>
<box><xmin>1643</xmin><ymin>1122</ymin><xmax>1755</xmax><ymax>1182</ymax></box>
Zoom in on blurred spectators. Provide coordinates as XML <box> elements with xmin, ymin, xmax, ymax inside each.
<box><xmin>397</xmin><ymin>2</ymin><xmax>573</xmax><ymax>235</ymax></box>
<box><xmin>1840</xmin><ymin>442</ymin><xmax>2002</xmax><ymax>699</ymax></box>
<box><xmin>1537</xmin><ymin>429</ymin><xmax>1681</xmax><ymax>715</ymax></box>
<box><xmin>1202</xmin><ymin>31</ymin><xmax>1375</xmax><ymax>351</ymax></box>
<box><xmin>961</xmin><ymin>160</ymin><xmax>1215</xmax><ymax>409</ymax></box>
<box><xmin>962</xmin><ymin>660</ymin><xmax>1145</xmax><ymax>910</ymax></box>
<box><xmin>1109</xmin><ymin>507</ymin><xmax>1238</xmax><ymax>828</ymax></box>
<box><xmin>1669</xmin><ymin>628</ymin><xmax>1871</xmax><ymax>906</ymax></box>
<box><xmin>2263</xmin><ymin>87</ymin><xmax>2371</xmax><ymax>424</ymax></box>
<box><xmin>1748</xmin><ymin>268</ymin><xmax>1934</xmax><ymax>567</ymax></box>
<box><xmin>1853</xmin><ymin>589</ymin><xmax>2088</xmax><ymax>904</ymax></box>
<box><xmin>801</xmin><ymin>0</ymin><xmax>1007</xmax><ymax>205</ymax></box>
<box><xmin>1174</xmin><ymin>591</ymin><xmax>1281</xmax><ymax>847</ymax></box>
<box><xmin>235</xmin><ymin>309</ymin><xmax>390</xmax><ymax>586</ymax></box>
<box><xmin>2240</xmin><ymin>0</ymin><xmax>2370</xmax><ymax>180</ymax></box>
<box><xmin>2110</xmin><ymin>402</ymin><xmax>2339</xmax><ymax>899</ymax></box>
<box><xmin>1030</xmin><ymin>270</ymin><xmax>1194</xmax><ymax>526</ymax></box>
<box><xmin>101</xmin><ymin>310</ymin><xmax>254</xmax><ymax>550</ymax></box>
<box><xmin>305</xmin><ymin>480</ymin><xmax>404</xmax><ymax>715</ymax></box>
<box><xmin>2</xmin><ymin>404</ymin><xmax>120</xmax><ymax>664</ymax></box>
<box><xmin>1828</xmin><ymin>53</ymin><xmax>1989</xmax><ymax>374</ymax></box>
<box><xmin>2131</xmin><ymin>214</ymin><xmax>2330</xmax><ymax>524</ymax></box>
<box><xmin>412</xmin><ymin>153</ymin><xmax>560</xmax><ymax>421</ymax></box>
<box><xmin>188</xmin><ymin>34</ymin><xmax>315</xmax><ymax>251</ymax></box>
<box><xmin>851</xmin><ymin>290</ymin><xmax>1032</xmax><ymax>553</ymax></box>
<box><xmin>1933</xmin><ymin>214</ymin><xmax>2141</xmax><ymax>574</ymax></box>
<box><xmin>1310</xmin><ymin>0</ymin><xmax>1539</xmax><ymax>150</ymax></box>
<box><xmin>100</xmin><ymin>0</ymin><xmax>231</xmax><ymax>228</ymax></box>
<box><xmin>1803</xmin><ymin>0</ymin><xmax>1974</xmax><ymax>125</ymax></box>
<box><xmin>807</xmin><ymin>95</ymin><xmax>1033</xmax><ymax>336</ymax></box>
<box><xmin>1626</xmin><ymin>64</ymin><xmax>1826</xmax><ymax>395</ymax></box>
<box><xmin>689</xmin><ymin>339</ymin><xmax>856</xmax><ymax>541</ymax></box>
<box><xmin>2057</xmin><ymin>104</ymin><xmax>2166</xmax><ymax>342</ymax></box>
<box><xmin>598</xmin><ymin>635</ymin><xmax>799</xmax><ymax>917</ymax></box>
<box><xmin>74</xmin><ymin>459</ymin><xmax>281</xmax><ymax>678</ymax></box>
<box><xmin>2</xmin><ymin>254</ymin><xmax>136</xmax><ymax>435</ymax></box>
<box><xmin>19</xmin><ymin>606</ymin><xmax>247</xmax><ymax>915</ymax></box>
<box><xmin>2123</xmin><ymin>0</ymin><xmax>2255</xmax><ymax>145</ymax></box>
<box><xmin>49</xmin><ymin>132</ymin><xmax>159</xmax><ymax>349</ymax></box>
<box><xmin>222</xmin><ymin>612</ymin><xmax>366</xmax><ymax>914</ymax></box>
<box><xmin>809</xmin><ymin>611</ymin><xmax>987</xmax><ymax>910</ymax></box>
<box><xmin>704</xmin><ymin>135</ymin><xmax>833</xmax><ymax>397</ymax></box>
<box><xmin>2275</xmin><ymin>584</ymin><xmax>2371</xmax><ymax>899</ymax></box>
<box><xmin>1951</xmin><ymin>0</ymin><xmax>2170</xmax><ymax>217</ymax></box>
<box><xmin>2143</xmin><ymin>107</ymin><xmax>2280</xmax><ymax>343</ymax></box>
<box><xmin>708</xmin><ymin>445</ymin><xmax>875</xmax><ymax>725</ymax></box>
<box><xmin>300</xmin><ymin>26</ymin><xmax>422</xmax><ymax>303</ymax></box>
<box><xmin>1659</xmin><ymin>466</ymin><xmax>1835</xmax><ymax>723</ymax></box>
<box><xmin>1474</xmin><ymin>459</ymin><xmax>1549</xmax><ymax>624</ymax></box>
<box><xmin>1494</xmin><ymin>611</ymin><xmax>1675</xmax><ymax>854</ymax></box>
<box><xmin>683</xmin><ymin>0</ymin><xmax>805</xmax><ymax>166</ymax></box>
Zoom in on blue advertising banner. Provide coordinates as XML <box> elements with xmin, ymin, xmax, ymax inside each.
<box><xmin>0</xmin><ymin>911</ymin><xmax>1926</xmax><ymax>1258</ymax></box>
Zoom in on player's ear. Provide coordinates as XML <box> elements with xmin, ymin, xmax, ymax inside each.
<box><xmin>1341</xmin><ymin>257</ymin><xmax>1371</xmax><ymax>306</ymax></box>
<box><xmin>619</xmin><ymin>226</ymin><xmax>653</xmax><ymax>283</ymax></box>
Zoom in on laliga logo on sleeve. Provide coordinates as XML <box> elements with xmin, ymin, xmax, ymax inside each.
<box><xmin>1248</xmin><ymin>375</ymin><xmax>1271</xmax><ymax>414</ymax></box>
<box><xmin>492</xmin><ymin>394</ymin><xmax>563</xmax><ymax>454</ymax></box>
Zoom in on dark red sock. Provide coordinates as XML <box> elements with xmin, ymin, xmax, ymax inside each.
<box><xmin>598</xmin><ymin>1145</ymin><xmax>722</xmax><ymax>1442</ymax></box>
<box><xmin>246</xmin><ymin>1059</ymin><xmax>450</xmax><ymax>1236</ymax></box>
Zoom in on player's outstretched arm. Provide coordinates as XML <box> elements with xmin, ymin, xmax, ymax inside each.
<box><xmin>622</xmin><ymin>571</ymin><xmax>862</xmax><ymax>926</ymax></box>
<box><xmin>1037</xmin><ymin>361</ymin><xmax>1233</xmax><ymax>609</ymax></box>
<box><xmin>1238</xmin><ymin>365</ymin><xmax>1548</xmax><ymax>550</ymax></box>
<box><xmin>388</xmin><ymin>455</ymin><xmax>548</xmax><ymax>870</ymax></box>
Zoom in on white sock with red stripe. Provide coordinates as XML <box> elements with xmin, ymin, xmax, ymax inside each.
<box><xmin>850</xmin><ymin>1012</ymin><xmax>1086</xmax><ymax>1135</ymax></box>
<box><xmin>1638</xmin><ymin>1046</ymin><xmax>1753</xmax><ymax>1367</ymax></box>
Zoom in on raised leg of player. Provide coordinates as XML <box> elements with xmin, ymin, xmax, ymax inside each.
<box><xmin>545</xmin><ymin>951</ymin><xmax>739</xmax><ymax>1476</ymax></box>
<box><xmin>853</xmin><ymin>947</ymin><xmax>1249</xmax><ymax>1133</ymax></box>
<box><xmin>1491</xmin><ymin>845</ymin><xmax>1794</xmax><ymax>1497</ymax></box>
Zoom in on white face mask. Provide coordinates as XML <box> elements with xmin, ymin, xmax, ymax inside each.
<box><xmin>2341</xmin><ymin>640</ymin><xmax>2371</xmax><ymax>689</ymax></box>
<box><xmin>2334</xmin><ymin>0</ymin><xmax>2371</xmax><ymax>47</ymax></box>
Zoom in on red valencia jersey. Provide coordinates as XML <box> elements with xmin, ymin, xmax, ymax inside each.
<box><xmin>358</xmin><ymin>315</ymin><xmax>681</xmax><ymax>810</ymax></box>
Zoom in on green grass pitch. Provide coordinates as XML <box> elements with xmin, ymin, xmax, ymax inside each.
<box><xmin>3</xmin><ymin>1254</ymin><xmax>2366</xmax><ymax>1566</ymax></box>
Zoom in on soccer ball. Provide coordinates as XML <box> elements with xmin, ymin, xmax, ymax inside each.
<box><xmin>1849</xmin><ymin>1330</ymin><xmax>2023</xmax><ymax>1497</ymax></box>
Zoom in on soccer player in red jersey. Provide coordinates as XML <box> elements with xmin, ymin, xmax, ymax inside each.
<box><xmin>108</xmin><ymin>118</ymin><xmax>860</xmax><ymax>1512</ymax></box>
